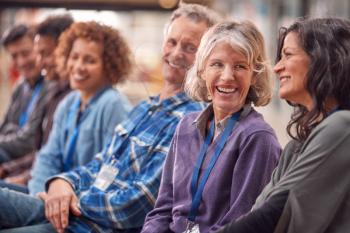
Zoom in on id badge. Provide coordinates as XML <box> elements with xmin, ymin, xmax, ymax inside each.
<box><xmin>93</xmin><ymin>164</ymin><xmax>119</xmax><ymax>191</ymax></box>
<box><xmin>183</xmin><ymin>221</ymin><xmax>200</xmax><ymax>233</ymax></box>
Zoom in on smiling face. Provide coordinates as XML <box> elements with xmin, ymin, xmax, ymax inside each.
<box><xmin>162</xmin><ymin>16</ymin><xmax>209</xmax><ymax>88</ymax></box>
<box><xmin>274</xmin><ymin>32</ymin><xmax>313</xmax><ymax>110</ymax></box>
<box><xmin>34</xmin><ymin>35</ymin><xmax>57</xmax><ymax>80</ymax></box>
<box><xmin>6</xmin><ymin>36</ymin><xmax>41</xmax><ymax>85</ymax></box>
<box><xmin>202</xmin><ymin>42</ymin><xmax>255</xmax><ymax>122</ymax></box>
<box><xmin>67</xmin><ymin>38</ymin><xmax>109</xmax><ymax>103</ymax></box>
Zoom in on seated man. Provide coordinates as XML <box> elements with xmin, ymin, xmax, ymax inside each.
<box><xmin>0</xmin><ymin>14</ymin><xmax>74</xmax><ymax>189</ymax></box>
<box><xmin>0</xmin><ymin>24</ymin><xmax>49</xmax><ymax>162</ymax></box>
<box><xmin>0</xmin><ymin>3</ymin><xmax>220</xmax><ymax>233</ymax></box>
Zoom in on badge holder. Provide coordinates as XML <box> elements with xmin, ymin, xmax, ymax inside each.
<box><xmin>93</xmin><ymin>164</ymin><xmax>119</xmax><ymax>191</ymax></box>
<box><xmin>184</xmin><ymin>220</ymin><xmax>200</xmax><ymax>233</ymax></box>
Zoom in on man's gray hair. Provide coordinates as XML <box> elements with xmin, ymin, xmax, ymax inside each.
<box><xmin>185</xmin><ymin>21</ymin><xmax>273</xmax><ymax>107</ymax></box>
<box><xmin>164</xmin><ymin>3</ymin><xmax>221</xmax><ymax>36</ymax></box>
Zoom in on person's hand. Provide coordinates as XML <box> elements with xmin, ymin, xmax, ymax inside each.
<box><xmin>38</xmin><ymin>179</ymin><xmax>81</xmax><ymax>233</ymax></box>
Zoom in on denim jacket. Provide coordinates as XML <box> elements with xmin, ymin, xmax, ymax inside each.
<box><xmin>29</xmin><ymin>86</ymin><xmax>131</xmax><ymax>195</ymax></box>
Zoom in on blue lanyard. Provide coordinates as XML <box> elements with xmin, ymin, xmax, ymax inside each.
<box><xmin>63</xmin><ymin>97</ymin><xmax>82</xmax><ymax>172</ymax></box>
<box><xmin>188</xmin><ymin>111</ymin><xmax>240</xmax><ymax>222</ymax></box>
<box><xmin>19</xmin><ymin>81</ymin><xmax>43</xmax><ymax>128</ymax></box>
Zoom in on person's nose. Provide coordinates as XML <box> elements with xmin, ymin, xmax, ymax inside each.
<box><xmin>220</xmin><ymin>66</ymin><xmax>234</xmax><ymax>81</ymax></box>
<box><xmin>17</xmin><ymin>54</ymin><xmax>27</xmax><ymax>68</ymax></box>
<box><xmin>73</xmin><ymin>58</ymin><xmax>85</xmax><ymax>73</ymax></box>
<box><xmin>273</xmin><ymin>59</ymin><xmax>284</xmax><ymax>74</ymax></box>
<box><xmin>172</xmin><ymin>44</ymin><xmax>185</xmax><ymax>61</ymax></box>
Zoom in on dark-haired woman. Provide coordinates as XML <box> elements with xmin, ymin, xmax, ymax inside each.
<box><xmin>217</xmin><ymin>17</ymin><xmax>350</xmax><ymax>233</ymax></box>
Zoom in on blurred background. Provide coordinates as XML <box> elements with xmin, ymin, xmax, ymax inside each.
<box><xmin>0</xmin><ymin>0</ymin><xmax>349</xmax><ymax>146</ymax></box>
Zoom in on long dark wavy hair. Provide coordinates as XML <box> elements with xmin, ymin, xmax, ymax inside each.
<box><xmin>276</xmin><ymin>18</ymin><xmax>350</xmax><ymax>142</ymax></box>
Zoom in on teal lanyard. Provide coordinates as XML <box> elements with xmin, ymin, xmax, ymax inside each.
<box><xmin>19</xmin><ymin>81</ymin><xmax>43</xmax><ymax>128</ymax></box>
<box><xmin>188</xmin><ymin>111</ymin><xmax>240</xmax><ymax>222</ymax></box>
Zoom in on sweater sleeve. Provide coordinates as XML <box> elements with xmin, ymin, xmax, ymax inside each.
<box><xmin>216</xmin><ymin>190</ymin><xmax>289</xmax><ymax>233</ymax></box>
<box><xmin>220</xmin><ymin>111</ymin><xmax>350</xmax><ymax>233</ymax></box>
<box><xmin>273</xmin><ymin>111</ymin><xmax>350</xmax><ymax>233</ymax></box>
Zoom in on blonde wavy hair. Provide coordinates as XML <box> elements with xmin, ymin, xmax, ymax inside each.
<box><xmin>185</xmin><ymin>21</ymin><xmax>272</xmax><ymax>106</ymax></box>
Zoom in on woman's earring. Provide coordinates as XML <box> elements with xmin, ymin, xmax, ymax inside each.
<box><xmin>207</xmin><ymin>92</ymin><xmax>212</xmax><ymax>101</ymax></box>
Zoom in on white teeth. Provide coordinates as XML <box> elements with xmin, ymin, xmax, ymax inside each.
<box><xmin>217</xmin><ymin>87</ymin><xmax>236</xmax><ymax>93</ymax></box>
<box><xmin>72</xmin><ymin>75</ymin><xmax>86</xmax><ymax>81</ymax></box>
<box><xmin>280</xmin><ymin>76</ymin><xmax>291</xmax><ymax>81</ymax></box>
<box><xmin>168</xmin><ymin>62</ymin><xmax>180</xmax><ymax>68</ymax></box>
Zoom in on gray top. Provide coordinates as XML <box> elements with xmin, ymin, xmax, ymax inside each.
<box><xmin>253</xmin><ymin>110</ymin><xmax>350</xmax><ymax>233</ymax></box>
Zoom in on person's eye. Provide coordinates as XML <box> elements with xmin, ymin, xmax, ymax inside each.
<box><xmin>69</xmin><ymin>53</ymin><xmax>78</xmax><ymax>60</ymax></box>
<box><xmin>22</xmin><ymin>50</ymin><xmax>31</xmax><ymax>57</ymax></box>
<box><xmin>166</xmin><ymin>39</ymin><xmax>176</xmax><ymax>47</ymax></box>
<box><xmin>210</xmin><ymin>61</ymin><xmax>223</xmax><ymax>68</ymax></box>
<box><xmin>283</xmin><ymin>51</ymin><xmax>292</xmax><ymax>58</ymax></box>
<box><xmin>184</xmin><ymin>44</ymin><xmax>197</xmax><ymax>53</ymax></box>
<box><xmin>234</xmin><ymin>64</ymin><xmax>248</xmax><ymax>70</ymax></box>
<box><xmin>85</xmin><ymin>56</ymin><xmax>97</xmax><ymax>64</ymax></box>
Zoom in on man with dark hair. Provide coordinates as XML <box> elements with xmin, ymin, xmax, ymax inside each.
<box><xmin>0</xmin><ymin>15</ymin><xmax>74</xmax><ymax>189</ymax></box>
<box><xmin>0</xmin><ymin>24</ymin><xmax>47</xmax><ymax>163</ymax></box>
<box><xmin>35</xmin><ymin>14</ymin><xmax>73</xmax><ymax>81</ymax></box>
<box><xmin>0</xmin><ymin>4</ymin><xmax>221</xmax><ymax>233</ymax></box>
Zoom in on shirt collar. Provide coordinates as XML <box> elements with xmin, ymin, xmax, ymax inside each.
<box><xmin>78</xmin><ymin>85</ymin><xmax>113</xmax><ymax>110</ymax></box>
<box><xmin>193</xmin><ymin>103</ymin><xmax>252</xmax><ymax>138</ymax></box>
<box><xmin>148</xmin><ymin>92</ymin><xmax>192</xmax><ymax>112</ymax></box>
<box><xmin>24</xmin><ymin>74</ymin><xmax>44</xmax><ymax>90</ymax></box>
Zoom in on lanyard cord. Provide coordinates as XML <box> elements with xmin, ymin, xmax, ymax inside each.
<box><xmin>188</xmin><ymin>111</ymin><xmax>240</xmax><ymax>222</ymax></box>
<box><xmin>19</xmin><ymin>81</ymin><xmax>43</xmax><ymax>128</ymax></box>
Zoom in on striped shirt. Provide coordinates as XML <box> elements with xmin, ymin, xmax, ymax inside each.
<box><xmin>51</xmin><ymin>92</ymin><xmax>205</xmax><ymax>233</ymax></box>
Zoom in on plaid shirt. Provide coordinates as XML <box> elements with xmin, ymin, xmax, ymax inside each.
<box><xmin>51</xmin><ymin>92</ymin><xmax>205</xmax><ymax>233</ymax></box>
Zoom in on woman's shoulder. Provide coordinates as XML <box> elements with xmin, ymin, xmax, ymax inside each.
<box><xmin>314</xmin><ymin>110</ymin><xmax>350</xmax><ymax>138</ymax></box>
<box><xmin>93</xmin><ymin>87</ymin><xmax>132</xmax><ymax>110</ymax></box>
<box><xmin>51</xmin><ymin>91</ymin><xmax>80</xmax><ymax>120</ymax></box>
<box><xmin>238</xmin><ymin>108</ymin><xmax>276</xmax><ymax>135</ymax></box>
<box><xmin>56</xmin><ymin>90</ymin><xmax>80</xmax><ymax>109</ymax></box>
<box><xmin>280</xmin><ymin>140</ymin><xmax>302</xmax><ymax>166</ymax></box>
<box><xmin>183</xmin><ymin>111</ymin><xmax>202</xmax><ymax>119</ymax></box>
<box><xmin>178</xmin><ymin>111</ymin><xmax>201</xmax><ymax>126</ymax></box>
<box><xmin>97</xmin><ymin>87</ymin><xmax>126</xmax><ymax>102</ymax></box>
<box><xmin>323</xmin><ymin>110</ymin><xmax>350</xmax><ymax>128</ymax></box>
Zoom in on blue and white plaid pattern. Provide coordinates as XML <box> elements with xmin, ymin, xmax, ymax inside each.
<box><xmin>53</xmin><ymin>92</ymin><xmax>205</xmax><ymax>233</ymax></box>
